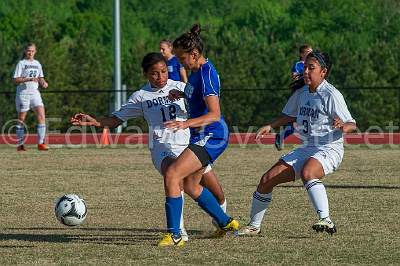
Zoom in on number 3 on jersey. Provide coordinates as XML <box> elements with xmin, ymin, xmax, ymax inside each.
<box><xmin>161</xmin><ymin>105</ymin><xmax>177</xmax><ymax>122</ymax></box>
<box><xmin>302</xmin><ymin>120</ymin><xmax>309</xmax><ymax>134</ymax></box>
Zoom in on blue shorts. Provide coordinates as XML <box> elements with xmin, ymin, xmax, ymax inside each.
<box><xmin>190</xmin><ymin>134</ymin><xmax>229</xmax><ymax>163</ymax></box>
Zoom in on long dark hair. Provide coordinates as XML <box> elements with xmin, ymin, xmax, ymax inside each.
<box><xmin>173</xmin><ymin>24</ymin><xmax>204</xmax><ymax>54</ymax></box>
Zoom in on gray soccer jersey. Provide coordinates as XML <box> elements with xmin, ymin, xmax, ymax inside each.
<box><xmin>112</xmin><ymin>79</ymin><xmax>190</xmax><ymax>146</ymax></box>
<box><xmin>282</xmin><ymin>80</ymin><xmax>355</xmax><ymax>146</ymax></box>
<box><xmin>13</xmin><ymin>59</ymin><xmax>44</xmax><ymax>93</ymax></box>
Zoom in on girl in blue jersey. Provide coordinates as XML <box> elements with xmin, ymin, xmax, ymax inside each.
<box><xmin>157</xmin><ymin>24</ymin><xmax>239</xmax><ymax>247</ymax></box>
<box><xmin>160</xmin><ymin>39</ymin><xmax>188</xmax><ymax>83</ymax></box>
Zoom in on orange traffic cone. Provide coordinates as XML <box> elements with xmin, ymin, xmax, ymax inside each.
<box><xmin>100</xmin><ymin>127</ymin><xmax>110</xmax><ymax>146</ymax></box>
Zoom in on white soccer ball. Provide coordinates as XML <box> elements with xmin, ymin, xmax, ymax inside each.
<box><xmin>54</xmin><ymin>194</ymin><xmax>87</xmax><ymax>226</ymax></box>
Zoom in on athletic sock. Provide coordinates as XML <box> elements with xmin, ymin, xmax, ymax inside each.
<box><xmin>304</xmin><ymin>179</ymin><xmax>329</xmax><ymax>219</ymax></box>
<box><xmin>220</xmin><ymin>199</ymin><xmax>227</xmax><ymax>213</ymax></box>
<box><xmin>179</xmin><ymin>191</ymin><xmax>185</xmax><ymax>230</ymax></box>
<box><xmin>165</xmin><ymin>196</ymin><xmax>183</xmax><ymax>236</ymax></box>
<box><xmin>37</xmin><ymin>124</ymin><xmax>46</xmax><ymax>144</ymax></box>
<box><xmin>16</xmin><ymin>124</ymin><xmax>25</xmax><ymax>145</ymax></box>
<box><xmin>195</xmin><ymin>188</ymin><xmax>230</xmax><ymax>227</ymax></box>
<box><xmin>249</xmin><ymin>191</ymin><xmax>272</xmax><ymax>228</ymax></box>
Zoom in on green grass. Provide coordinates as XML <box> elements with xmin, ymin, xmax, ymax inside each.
<box><xmin>0</xmin><ymin>144</ymin><xmax>399</xmax><ymax>265</ymax></box>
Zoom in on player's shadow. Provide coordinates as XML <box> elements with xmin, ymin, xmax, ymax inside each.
<box><xmin>279</xmin><ymin>184</ymin><xmax>400</xmax><ymax>190</ymax></box>
<box><xmin>1</xmin><ymin>227</ymin><xmax>205</xmax><ymax>245</ymax></box>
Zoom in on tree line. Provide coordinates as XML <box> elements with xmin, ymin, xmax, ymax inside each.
<box><xmin>0</xmin><ymin>0</ymin><xmax>399</xmax><ymax>132</ymax></box>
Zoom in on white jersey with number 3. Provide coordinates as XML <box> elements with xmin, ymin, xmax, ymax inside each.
<box><xmin>112</xmin><ymin>79</ymin><xmax>190</xmax><ymax>147</ymax></box>
<box><xmin>282</xmin><ymin>80</ymin><xmax>355</xmax><ymax>147</ymax></box>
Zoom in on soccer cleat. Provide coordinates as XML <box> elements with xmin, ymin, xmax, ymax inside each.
<box><xmin>17</xmin><ymin>145</ymin><xmax>27</xmax><ymax>152</ymax></box>
<box><xmin>237</xmin><ymin>225</ymin><xmax>261</xmax><ymax>236</ymax></box>
<box><xmin>211</xmin><ymin>218</ymin><xmax>239</xmax><ymax>238</ymax></box>
<box><xmin>312</xmin><ymin>217</ymin><xmax>337</xmax><ymax>235</ymax></box>
<box><xmin>158</xmin><ymin>233</ymin><xmax>184</xmax><ymax>247</ymax></box>
<box><xmin>38</xmin><ymin>144</ymin><xmax>49</xmax><ymax>151</ymax></box>
<box><xmin>180</xmin><ymin>228</ymin><xmax>189</xmax><ymax>242</ymax></box>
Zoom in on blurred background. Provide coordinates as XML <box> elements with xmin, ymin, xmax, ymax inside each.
<box><xmin>0</xmin><ymin>0</ymin><xmax>399</xmax><ymax>132</ymax></box>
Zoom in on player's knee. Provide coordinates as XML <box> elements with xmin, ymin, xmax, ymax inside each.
<box><xmin>259</xmin><ymin>171</ymin><xmax>276</xmax><ymax>188</ymax></box>
<box><xmin>164</xmin><ymin>166</ymin><xmax>180</xmax><ymax>187</ymax></box>
<box><xmin>301</xmin><ymin>167</ymin><xmax>316</xmax><ymax>181</ymax></box>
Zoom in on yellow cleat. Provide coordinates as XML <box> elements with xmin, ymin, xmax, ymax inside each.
<box><xmin>158</xmin><ymin>233</ymin><xmax>184</xmax><ymax>247</ymax></box>
<box><xmin>211</xmin><ymin>218</ymin><xmax>239</xmax><ymax>238</ymax></box>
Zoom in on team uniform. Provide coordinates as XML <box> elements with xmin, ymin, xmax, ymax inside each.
<box><xmin>281</xmin><ymin>79</ymin><xmax>355</xmax><ymax>177</ymax></box>
<box><xmin>13</xmin><ymin>59</ymin><xmax>45</xmax><ymax>112</ymax></box>
<box><xmin>112</xmin><ymin>79</ymin><xmax>190</xmax><ymax>173</ymax></box>
<box><xmin>184</xmin><ymin>59</ymin><xmax>229</xmax><ymax>163</ymax></box>
<box><xmin>238</xmin><ymin>79</ymin><xmax>354</xmax><ymax>236</ymax></box>
<box><xmin>291</xmin><ymin>60</ymin><xmax>305</xmax><ymax>76</ymax></box>
<box><xmin>166</xmin><ymin>56</ymin><xmax>184</xmax><ymax>81</ymax></box>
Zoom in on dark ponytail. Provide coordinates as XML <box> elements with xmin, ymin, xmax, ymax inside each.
<box><xmin>173</xmin><ymin>24</ymin><xmax>204</xmax><ymax>54</ymax></box>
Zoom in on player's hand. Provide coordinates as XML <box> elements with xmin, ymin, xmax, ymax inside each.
<box><xmin>40</xmin><ymin>80</ymin><xmax>48</xmax><ymax>89</ymax></box>
<box><xmin>70</xmin><ymin>113</ymin><xmax>98</xmax><ymax>126</ymax></box>
<box><xmin>333</xmin><ymin>117</ymin><xmax>344</xmax><ymax>130</ymax></box>
<box><xmin>168</xmin><ymin>89</ymin><xmax>185</xmax><ymax>101</ymax></box>
<box><xmin>256</xmin><ymin>125</ymin><xmax>272</xmax><ymax>139</ymax></box>
<box><xmin>164</xmin><ymin>120</ymin><xmax>188</xmax><ymax>131</ymax></box>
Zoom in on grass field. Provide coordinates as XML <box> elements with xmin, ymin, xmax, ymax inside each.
<box><xmin>0</xmin><ymin>144</ymin><xmax>399</xmax><ymax>265</ymax></box>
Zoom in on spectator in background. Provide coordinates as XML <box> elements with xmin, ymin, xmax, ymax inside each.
<box><xmin>160</xmin><ymin>39</ymin><xmax>188</xmax><ymax>83</ymax></box>
<box><xmin>275</xmin><ymin>44</ymin><xmax>313</xmax><ymax>150</ymax></box>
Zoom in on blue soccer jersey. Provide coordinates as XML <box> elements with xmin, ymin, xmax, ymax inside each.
<box><xmin>167</xmin><ymin>56</ymin><xmax>183</xmax><ymax>81</ymax></box>
<box><xmin>184</xmin><ymin>60</ymin><xmax>229</xmax><ymax>162</ymax></box>
<box><xmin>291</xmin><ymin>60</ymin><xmax>305</xmax><ymax>75</ymax></box>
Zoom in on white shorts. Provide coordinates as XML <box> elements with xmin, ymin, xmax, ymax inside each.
<box><xmin>16</xmin><ymin>91</ymin><xmax>44</xmax><ymax>112</ymax></box>
<box><xmin>150</xmin><ymin>143</ymin><xmax>212</xmax><ymax>175</ymax></box>
<box><xmin>281</xmin><ymin>144</ymin><xmax>344</xmax><ymax>179</ymax></box>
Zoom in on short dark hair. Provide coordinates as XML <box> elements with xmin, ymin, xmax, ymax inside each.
<box><xmin>299</xmin><ymin>44</ymin><xmax>312</xmax><ymax>54</ymax></box>
<box><xmin>141</xmin><ymin>52</ymin><xmax>167</xmax><ymax>73</ymax></box>
<box><xmin>173</xmin><ymin>24</ymin><xmax>204</xmax><ymax>54</ymax></box>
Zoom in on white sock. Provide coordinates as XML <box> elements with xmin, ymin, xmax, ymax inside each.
<box><xmin>220</xmin><ymin>199</ymin><xmax>227</xmax><ymax>213</ymax></box>
<box><xmin>180</xmin><ymin>191</ymin><xmax>185</xmax><ymax>230</ymax></box>
<box><xmin>16</xmin><ymin>125</ymin><xmax>25</xmax><ymax>145</ymax></box>
<box><xmin>249</xmin><ymin>191</ymin><xmax>272</xmax><ymax>228</ymax></box>
<box><xmin>37</xmin><ymin>124</ymin><xmax>46</xmax><ymax>144</ymax></box>
<box><xmin>304</xmin><ymin>179</ymin><xmax>329</xmax><ymax>219</ymax></box>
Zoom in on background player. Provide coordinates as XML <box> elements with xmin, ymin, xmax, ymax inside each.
<box><xmin>275</xmin><ymin>44</ymin><xmax>313</xmax><ymax>150</ymax></box>
<box><xmin>71</xmin><ymin>52</ymin><xmax>226</xmax><ymax>242</ymax></box>
<box><xmin>157</xmin><ymin>24</ymin><xmax>239</xmax><ymax>247</ymax></box>
<box><xmin>160</xmin><ymin>39</ymin><xmax>188</xmax><ymax>83</ymax></box>
<box><xmin>238</xmin><ymin>51</ymin><xmax>356</xmax><ymax>236</ymax></box>
<box><xmin>13</xmin><ymin>42</ymin><xmax>49</xmax><ymax>151</ymax></box>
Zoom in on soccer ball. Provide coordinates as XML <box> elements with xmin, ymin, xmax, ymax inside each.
<box><xmin>54</xmin><ymin>194</ymin><xmax>87</xmax><ymax>226</ymax></box>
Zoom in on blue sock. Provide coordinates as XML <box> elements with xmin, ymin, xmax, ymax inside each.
<box><xmin>283</xmin><ymin>124</ymin><xmax>295</xmax><ymax>139</ymax></box>
<box><xmin>195</xmin><ymin>188</ymin><xmax>230</xmax><ymax>227</ymax></box>
<box><xmin>16</xmin><ymin>125</ymin><xmax>25</xmax><ymax>145</ymax></box>
<box><xmin>165</xmin><ymin>196</ymin><xmax>182</xmax><ymax>236</ymax></box>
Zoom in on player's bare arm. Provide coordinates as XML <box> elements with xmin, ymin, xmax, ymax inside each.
<box><xmin>39</xmin><ymin>77</ymin><xmax>48</xmax><ymax>88</ymax></box>
<box><xmin>333</xmin><ymin>117</ymin><xmax>356</xmax><ymax>133</ymax></box>
<box><xmin>164</xmin><ymin>95</ymin><xmax>220</xmax><ymax>131</ymax></box>
<box><xmin>14</xmin><ymin>77</ymin><xmax>39</xmax><ymax>84</ymax></box>
<box><xmin>256</xmin><ymin>115</ymin><xmax>296</xmax><ymax>139</ymax></box>
<box><xmin>70</xmin><ymin>113</ymin><xmax>122</xmax><ymax>128</ymax></box>
<box><xmin>167</xmin><ymin>89</ymin><xmax>185</xmax><ymax>101</ymax></box>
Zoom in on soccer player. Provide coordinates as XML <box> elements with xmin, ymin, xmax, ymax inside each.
<box><xmin>157</xmin><ymin>24</ymin><xmax>239</xmax><ymax>247</ymax></box>
<box><xmin>238</xmin><ymin>51</ymin><xmax>356</xmax><ymax>236</ymax></box>
<box><xmin>275</xmin><ymin>44</ymin><xmax>313</xmax><ymax>150</ymax></box>
<box><xmin>160</xmin><ymin>39</ymin><xmax>188</xmax><ymax>83</ymax></box>
<box><xmin>70</xmin><ymin>52</ymin><xmax>227</xmax><ymax>242</ymax></box>
<box><xmin>13</xmin><ymin>43</ymin><xmax>49</xmax><ymax>151</ymax></box>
